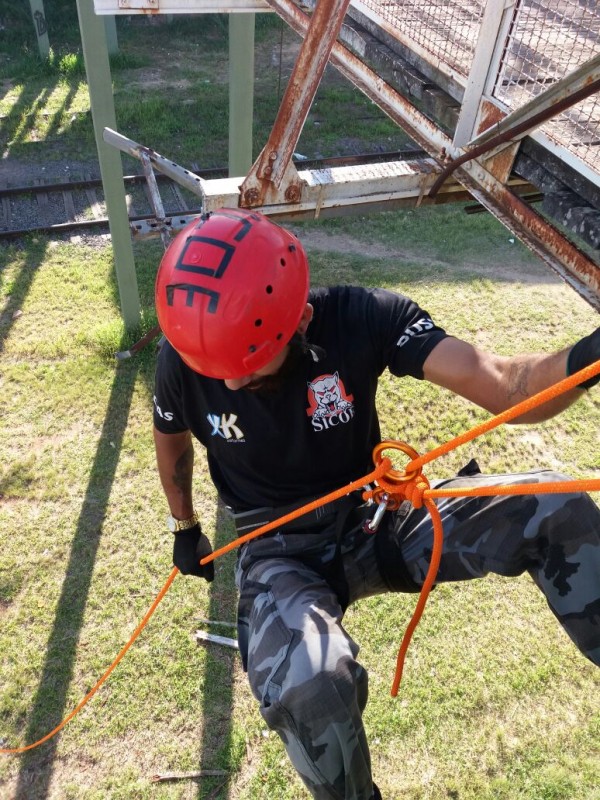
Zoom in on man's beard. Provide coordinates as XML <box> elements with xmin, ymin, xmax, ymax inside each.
<box><xmin>244</xmin><ymin>333</ymin><xmax>318</xmax><ymax>393</ymax></box>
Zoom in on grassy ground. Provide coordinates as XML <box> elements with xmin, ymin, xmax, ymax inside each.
<box><xmin>0</xmin><ymin>9</ymin><xmax>410</xmax><ymax>169</ymax></box>
<box><xmin>1</xmin><ymin>5</ymin><xmax>599</xmax><ymax>800</ymax></box>
<box><xmin>1</xmin><ymin>216</ymin><xmax>598</xmax><ymax>800</ymax></box>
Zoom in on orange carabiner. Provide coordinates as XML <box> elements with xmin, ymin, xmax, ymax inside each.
<box><xmin>372</xmin><ymin>440</ymin><xmax>422</xmax><ymax>485</ymax></box>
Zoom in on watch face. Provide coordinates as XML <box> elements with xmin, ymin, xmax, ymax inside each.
<box><xmin>167</xmin><ymin>516</ymin><xmax>178</xmax><ymax>532</ymax></box>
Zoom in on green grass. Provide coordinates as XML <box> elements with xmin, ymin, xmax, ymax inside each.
<box><xmin>0</xmin><ymin>7</ymin><xmax>408</xmax><ymax>167</ymax></box>
<box><xmin>0</xmin><ymin>214</ymin><xmax>599</xmax><ymax>799</ymax></box>
<box><xmin>0</xmin><ymin>7</ymin><xmax>599</xmax><ymax>800</ymax></box>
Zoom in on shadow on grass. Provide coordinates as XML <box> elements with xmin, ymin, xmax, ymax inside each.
<box><xmin>196</xmin><ymin>502</ymin><xmax>241</xmax><ymax>799</ymax></box>
<box><xmin>14</xmin><ymin>359</ymin><xmax>140</xmax><ymax>800</ymax></box>
<box><xmin>0</xmin><ymin>239</ymin><xmax>48</xmax><ymax>355</ymax></box>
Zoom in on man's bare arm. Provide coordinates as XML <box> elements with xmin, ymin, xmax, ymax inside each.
<box><xmin>422</xmin><ymin>337</ymin><xmax>584</xmax><ymax>424</ymax></box>
<box><xmin>153</xmin><ymin>427</ymin><xmax>196</xmax><ymax>517</ymax></box>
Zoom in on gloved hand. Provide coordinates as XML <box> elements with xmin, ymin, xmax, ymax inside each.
<box><xmin>568</xmin><ymin>327</ymin><xmax>600</xmax><ymax>389</ymax></box>
<box><xmin>172</xmin><ymin>524</ymin><xmax>215</xmax><ymax>581</ymax></box>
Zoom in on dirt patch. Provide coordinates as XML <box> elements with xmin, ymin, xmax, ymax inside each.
<box><xmin>124</xmin><ymin>69</ymin><xmax>196</xmax><ymax>91</ymax></box>
<box><xmin>297</xmin><ymin>228</ymin><xmax>560</xmax><ymax>283</ymax></box>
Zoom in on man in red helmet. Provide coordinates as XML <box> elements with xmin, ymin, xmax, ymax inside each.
<box><xmin>153</xmin><ymin>208</ymin><xmax>600</xmax><ymax>800</ymax></box>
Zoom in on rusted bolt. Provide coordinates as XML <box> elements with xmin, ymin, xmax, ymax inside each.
<box><xmin>269</xmin><ymin>151</ymin><xmax>278</xmax><ymax>161</ymax></box>
<box><xmin>284</xmin><ymin>185</ymin><xmax>300</xmax><ymax>203</ymax></box>
<box><xmin>264</xmin><ymin>166</ymin><xmax>272</xmax><ymax>176</ymax></box>
<box><xmin>243</xmin><ymin>188</ymin><xmax>260</xmax><ymax>206</ymax></box>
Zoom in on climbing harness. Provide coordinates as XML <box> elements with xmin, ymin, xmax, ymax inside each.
<box><xmin>2</xmin><ymin>357</ymin><xmax>600</xmax><ymax>753</ymax></box>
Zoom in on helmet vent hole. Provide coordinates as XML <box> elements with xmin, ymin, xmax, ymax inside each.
<box><xmin>248</xmin><ymin>344</ymin><xmax>257</xmax><ymax>353</ymax></box>
<box><xmin>276</xmin><ymin>333</ymin><xmax>283</xmax><ymax>341</ymax></box>
<box><xmin>265</xmin><ymin>285</ymin><xmax>273</xmax><ymax>294</ymax></box>
<box><xmin>280</xmin><ymin>258</ymin><xmax>286</xmax><ymax>267</ymax></box>
<box><xmin>254</xmin><ymin>319</ymin><xmax>262</xmax><ymax>327</ymax></box>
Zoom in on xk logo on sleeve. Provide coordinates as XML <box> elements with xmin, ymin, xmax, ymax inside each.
<box><xmin>207</xmin><ymin>412</ymin><xmax>245</xmax><ymax>441</ymax></box>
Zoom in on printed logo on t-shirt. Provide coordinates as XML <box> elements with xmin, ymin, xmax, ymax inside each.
<box><xmin>396</xmin><ymin>317</ymin><xmax>435</xmax><ymax>347</ymax></box>
<box><xmin>153</xmin><ymin>395</ymin><xmax>174</xmax><ymax>422</ymax></box>
<box><xmin>207</xmin><ymin>412</ymin><xmax>245</xmax><ymax>441</ymax></box>
<box><xmin>306</xmin><ymin>372</ymin><xmax>354</xmax><ymax>432</ymax></box>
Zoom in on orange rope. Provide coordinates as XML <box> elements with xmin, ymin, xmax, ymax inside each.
<box><xmin>387</xmin><ymin>476</ymin><xmax>600</xmax><ymax>697</ymax></box>
<box><xmin>2</xmin><ymin>357</ymin><xmax>599</xmax><ymax>750</ymax></box>
<box><xmin>391</xmin><ymin>495</ymin><xmax>442</xmax><ymax>697</ymax></box>
<box><xmin>0</xmin><ymin>568</ymin><xmax>179</xmax><ymax>755</ymax></box>
<box><xmin>406</xmin><ymin>359</ymin><xmax>600</xmax><ymax>473</ymax></box>
<box><xmin>427</xmin><ymin>479</ymin><xmax>600</xmax><ymax>498</ymax></box>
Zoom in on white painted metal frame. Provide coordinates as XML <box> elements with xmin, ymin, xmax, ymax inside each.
<box><xmin>94</xmin><ymin>0</ymin><xmax>600</xmax><ymax>186</ymax></box>
<box><xmin>468</xmin><ymin>55</ymin><xmax>600</xmax><ymax>155</ymax></box>
<box><xmin>350</xmin><ymin>0</ymin><xmax>600</xmax><ymax>187</ymax></box>
<box><xmin>103</xmin><ymin>127</ymin><xmax>469</xmax><ymax>217</ymax></box>
<box><xmin>453</xmin><ymin>0</ymin><xmax>516</xmax><ymax>147</ymax></box>
<box><xmin>94</xmin><ymin>0</ymin><xmax>269</xmax><ymax>13</ymax></box>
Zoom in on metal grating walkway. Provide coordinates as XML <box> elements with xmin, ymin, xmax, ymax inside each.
<box><xmin>355</xmin><ymin>0</ymin><xmax>600</xmax><ymax>176</ymax></box>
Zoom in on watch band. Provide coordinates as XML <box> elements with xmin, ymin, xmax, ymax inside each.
<box><xmin>167</xmin><ymin>512</ymin><xmax>199</xmax><ymax>533</ymax></box>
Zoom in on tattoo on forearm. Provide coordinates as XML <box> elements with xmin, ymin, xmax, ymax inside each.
<box><xmin>507</xmin><ymin>363</ymin><xmax>531</xmax><ymax>401</ymax></box>
<box><xmin>172</xmin><ymin>443</ymin><xmax>194</xmax><ymax>491</ymax></box>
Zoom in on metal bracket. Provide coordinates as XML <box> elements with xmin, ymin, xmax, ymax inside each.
<box><xmin>239</xmin><ymin>0</ymin><xmax>351</xmax><ymax>207</ymax></box>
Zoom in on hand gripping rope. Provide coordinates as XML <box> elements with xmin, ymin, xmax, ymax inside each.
<box><xmin>2</xmin><ymin>359</ymin><xmax>600</xmax><ymax>754</ymax></box>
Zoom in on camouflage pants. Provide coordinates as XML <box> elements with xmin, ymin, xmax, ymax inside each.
<box><xmin>234</xmin><ymin>470</ymin><xmax>600</xmax><ymax>800</ymax></box>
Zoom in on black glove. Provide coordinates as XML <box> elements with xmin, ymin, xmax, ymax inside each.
<box><xmin>172</xmin><ymin>524</ymin><xmax>215</xmax><ymax>582</ymax></box>
<box><xmin>567</xmin><ymin>327</ymin><xmax>600</xmax><ymax>389</ymax></box>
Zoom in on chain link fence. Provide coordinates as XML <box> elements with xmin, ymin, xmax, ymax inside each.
<box><xmin>356</xmin><ymin>0</ymin><xmax>599</xmax><ymax>174</ymax></box>
<box><xmin>493</xmin><ymin>0</ymin><xmax>600</xmax><ymax>174</ymax></box>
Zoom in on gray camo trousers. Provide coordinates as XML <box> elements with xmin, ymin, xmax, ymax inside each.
<box><xmin>234</xmin><ymin>470</ymin><xmax>600</xmax><ymax>800</ymax></box>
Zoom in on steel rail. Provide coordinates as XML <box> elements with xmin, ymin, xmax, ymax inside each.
<box><xmin>0</xmin><ymin>151</ymin><xmax>425</xmax><ymax>200</ymax></box>
<box><xmin>0</xmin><ymin>210</ymin><xmax>204</xmax><ymax>240</ymax></box>
<box><xmin>0</xmin><ymin>150</ymin><xmax>431</xmax><ymax>240</ymax></box>
<box><xmin>0</xmin><ymin>171</ymin><xmax>220</xmax><ymax>198</ymax></box>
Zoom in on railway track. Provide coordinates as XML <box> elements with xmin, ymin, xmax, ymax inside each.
<box><xmin>0</xmin><ymin>166</ymin><xmax>219</xmax><ymax>240</ymax></box>
<box><xmin>0</xmin><ymin>149</ymin><xmax>428</xmax><ymax>240</ymax></box>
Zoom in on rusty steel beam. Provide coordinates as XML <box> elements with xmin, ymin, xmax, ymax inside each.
<box><xmin>456</xmin><ymin>166</ymin><xmax>600</xmax><ymax>310</ymax></box>
<box><xmin>430</xmin><ymin>73</ymin><xmax>600</xmax><ymax>198</ymax></box>
<box><xmin>239</xmin><ymin>0</ymin><xmax>351</xmax><ymax>208</ymax></box>
<box><xmin>470</xmin><ymin>54</ymin><xmax>600</xmax><ymax>151</ymax></box>
<box><xmin>267</xmin><ymin>0</ymin><xmax>599</xmax><ymax>309</ymax></box>
<box><xmin>270</xmin><ymin>0</ymin><xmax>454</xmax><ymax>161</ymax></box>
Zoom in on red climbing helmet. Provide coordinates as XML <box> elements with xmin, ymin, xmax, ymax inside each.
<box><xmin>155</xmin><ymin>208</ymin><xmax>310</xmax><ymax>379</ymax></box>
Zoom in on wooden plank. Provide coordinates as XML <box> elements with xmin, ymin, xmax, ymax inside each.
<box><xmin>63</xmin><ymin>190</ymin><xmax>77</xmax><ymax>221</ymax></box>
<box><xmin>34</xmin><ymin>178</ymin><xmax>49</xmax><ymax>206</ymax></box>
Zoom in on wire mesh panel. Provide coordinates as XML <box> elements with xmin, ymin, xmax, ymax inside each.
<box><xmin>493</xmin><ymin>0</ymin><xmax>600</xmax><ymax>175</ymax></box>
<box><xmin>356</xmin><ymin>0</ymin><xmax>486</xmax><ymax>79</ymax></box>
<box><xmin>353</xmin><ymin>0</ymin><xmax>599</xmax><ymax>177</ymax></box>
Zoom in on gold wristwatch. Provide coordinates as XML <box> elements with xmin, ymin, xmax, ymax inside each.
<box><xmin>166</xmin><ymin>512</ymin><xmax>199</xmax><ymax>533</ymax></box>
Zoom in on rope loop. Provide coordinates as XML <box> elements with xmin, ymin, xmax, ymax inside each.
<box><xmin>363</xmin><ymin>441</ymin><xmax>428</xmax><ymax>510</ymax></box>
<box><xmin>403</xmin><ymin>475</ymin><xmax>431</xmax><ymax>509</ymax></box>
<box><xmin>372</xmin><ymin>440</ymin><xmax>422</xmax><ymax>485</ymax></box>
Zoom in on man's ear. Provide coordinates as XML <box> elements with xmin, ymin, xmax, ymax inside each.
<box><xmin>297</xmin><ymin>303</ymin><xmax>314</xmax><ymax>335</ymax></box>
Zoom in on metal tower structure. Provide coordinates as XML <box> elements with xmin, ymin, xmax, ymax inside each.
<box><xmin>90</xmin><ymin>0</ymin><xmax>600</xmax><ymax>318</ymax></box>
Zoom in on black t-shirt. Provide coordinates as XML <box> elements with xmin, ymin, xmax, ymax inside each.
<box><xmin>153</xmin><ymin>285</ymin><xmax>447</xmax><ymax>511</ymax></box>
